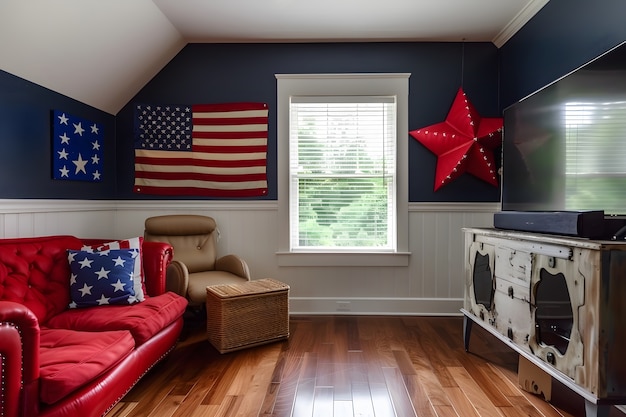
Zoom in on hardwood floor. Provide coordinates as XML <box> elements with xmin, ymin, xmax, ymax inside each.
<box><xmin>109</xmin><ymin>315</ymin><xmax>624</xmax><ymax>417</ymax></box>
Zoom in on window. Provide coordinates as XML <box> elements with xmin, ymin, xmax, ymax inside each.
<box><xmin>276</xmin><ymin>74</ymin><xmax>410</xmax><ymax>266</ymax></box>
<box><xmin>290</xmin><ymin>97</ymin><xmax>396</xmax><ymax>250</ymax></box>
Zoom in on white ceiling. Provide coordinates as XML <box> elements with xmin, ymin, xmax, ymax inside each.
<box><xmin>0</xmin><ymin>0</ymin><xmax>548</xmax><ymax>114</ymax></box>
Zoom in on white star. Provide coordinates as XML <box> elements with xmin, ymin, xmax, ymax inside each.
<box><xmin>127</xmin><ymin>295</ymin><xmax>137</xmax><ymax>304</ymax></box>
<box><xmin>92</xmin><ymin>170</ymin><xmax>101</xmax><ymax>180</ymax></box>
<box><xmin>91</xmin><ymin>154</ymin><xmax>100</xmax><ymax>164</ymax></box>
<box><xmin>80</xmin><ymin>246</ymin><xmax>95</xmax><ymax>253</ymax></box>
<box><xmin>74</xmin><ymin>122</ymin><xmax>84</xmax><ymax>136</ymax></box>
<box><xmin>97</xmin><ymin>249</ymin><xmax>110</xmax><ymax>256</ymax></box>
<box><xmin>78</xmin><ymin>283</ymin><xmax>93</xmax><ymax>296</ymax></box>
<box><xmin>96</xmin><ymin>294</ymin><xmax>110</xmax><ymax>305</ymax></box>
<box><xmin>111</xmin><ymin>279</ymin><xmax>126</xmax><ymax>292</ymax></box>
<box><xmin>72</xmin><ymin>154</ymin><xmax>88</xmax><ymax>175</ymax></box>
<box><xmin>57</xmin><ymin>148</ymin><xmax>69</xmax><ymax>160</ymax></box>
<box><xmin>78</xmin><ymin>257</ymin><xmax>93</xmax><ymax>269</ymax></box>
<box><xmin>58</xmin><ymin>113</ymin><xmax>69</xmax><ymax>125</ymax></box>
<box><xmin>59</xmin><ymin>165</ymin><xmax>69</xmax><ymax>177</ymax></box>
<box><xmin>69</xmin><ymin>301</ymin><xmax>77</xmax><ymax>309</ymax></box>
<box><xmin>95</xmin><ymin>267</ymin><xmax>110</xmax><ymax>280</ymax></box>
<box><xmin>91</xmin><ymin>124</ymin><xmax>99</xmax><ymax>135</ymax></box>
<box><xmin>92</xmin><ymin>140</ymin><xmax>100</xmax><ymax>150</ymax></box>
<box><xmin>59</xmin><ymin>133</ymin><xmax>70</xmax><ymax>144</ymax></box>
<box><xmin>112</xmin><ymin>256</ymin><xmax>125</xmax><ymax>266</ymax></box>
<box><xmin>67</xmin><ymin>251</ymin><xmax>77</xmax><ymax>262</ymax></box>
<box><xmin>70</xmin><ymin>273</ymin><xmax>77</xmax><ymax>285</ymax></box>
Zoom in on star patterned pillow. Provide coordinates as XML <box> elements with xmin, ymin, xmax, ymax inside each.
<box><xmin>67</xmin><ymin>249</ymin><xmax>138</xmax><ymax>308</ymax></box>
<box><xmin>81</xmin><ymin>237</ymin><xmax>145</xmax><ymax>302</ymax></box>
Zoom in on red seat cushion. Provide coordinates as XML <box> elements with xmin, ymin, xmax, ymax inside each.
<box><xmin>39</xmin><ymin>328</ymin><xmax>135</xmax><ymax>405</ymax></box>
<box><xmin>46</xmin><ymin>292</ymin><xmax>187</xmax><ymax>345</ymax></box>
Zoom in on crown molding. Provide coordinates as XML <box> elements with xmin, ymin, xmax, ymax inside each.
<box><xmin>493</xmin><ymin>0</ymin><xmax>550</xmax><ymax>48</ymax></box>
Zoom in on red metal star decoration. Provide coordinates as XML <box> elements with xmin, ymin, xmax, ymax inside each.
<box><xmin>410</xmin><ymin>87</ymin><xmax>503</xmax><ymax>191</ymax></box>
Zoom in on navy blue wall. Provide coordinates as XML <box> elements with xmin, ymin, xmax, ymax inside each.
<box><xmin>2</xmin><ymin>0</ymin><xmax>624</xmax><ymax>201</ymax></box>
<box><xmin>116</xmin><ymin>42</ymin><xmax>501</xmax><ymax>202</ymax></box>
<box><xmin>499</xmin><ymin>0</ymin><xmax>626</xmax><ymax>110</ymax></box>
<box><xmin>0</xmin><ymin>71</ymin><xmax>116</xmax><ymax>198</ymax></box>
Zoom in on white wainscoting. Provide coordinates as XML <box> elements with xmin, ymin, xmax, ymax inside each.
<box><xmin>0</xmin><ymin>199</ymin><xmax>497</xmax><ymax>315</ymax></box>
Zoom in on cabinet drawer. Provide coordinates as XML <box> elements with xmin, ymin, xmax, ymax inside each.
<box><xmin>495</xmin><ymin>246</ymin><xmax>532</xmax><ymax>285</ymax></box>
<box><xmin>493</xmin><ymin>279</ymin><xmax>531</xmax><ymax>347</ymax></box>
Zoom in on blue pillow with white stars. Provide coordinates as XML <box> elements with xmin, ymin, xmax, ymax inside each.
<box><xmin>67</xmin><ymin>249</ymin><xmax>138</xmax><ymax>308</ymax></box>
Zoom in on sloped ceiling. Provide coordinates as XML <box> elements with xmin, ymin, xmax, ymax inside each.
<box><xmin>0</xmin><ymin>0</ymin><xmax>548</xmax><ymax>114</ymax></box>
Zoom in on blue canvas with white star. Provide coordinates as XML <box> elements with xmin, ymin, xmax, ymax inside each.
<box><xmin>67</xmin><ymin>249</ymin><xmax>138</xmax><ymax>308</ymax></box>
<box><xmin>52</xmin><ymin>110</ymin><xmax>103</xmax><ymax>181</ymax></box>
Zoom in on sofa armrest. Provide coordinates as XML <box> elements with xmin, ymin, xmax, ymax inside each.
<box><xmin>215</xmin><ymin>254</ymin><xmax>251</xmax><ymax>280</ymax></box>
<box><xmin>0</xmin><ymin>301</ymin><xmax>41</xmax><ymax>417</ymax></box>
<box><xmin>141</xmin><ymin>241</ymin><xmax>174</xmax><ymax>296</ymax></box>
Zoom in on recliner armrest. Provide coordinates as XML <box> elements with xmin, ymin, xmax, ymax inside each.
<box><xmin>215</xmin><ymin>254</ymin><xmax>251</xmax><ymax>280</ymax></box>
<box><xmin>165</xmin><ymin>260</ymin><xmax>190</xmax><ymax>297</ymax></box>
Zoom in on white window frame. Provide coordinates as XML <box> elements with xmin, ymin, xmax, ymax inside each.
<box><xmin>275</xmin><ymin>73</ymin><xmax>410</xmax><ymax>266</ymax></box>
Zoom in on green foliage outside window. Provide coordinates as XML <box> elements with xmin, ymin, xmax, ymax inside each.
<box><xmin>298</xmin><ymin>177</ymin><xmax>389</xmax><ymax>247</ymax></box>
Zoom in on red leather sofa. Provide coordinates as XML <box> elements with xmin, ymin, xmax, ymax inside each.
<box><xmin>0</xmin><ymin>235</ymin><xmax>188</xmax><ymax>417</ymax></box>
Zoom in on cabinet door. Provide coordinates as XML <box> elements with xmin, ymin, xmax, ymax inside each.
<box><xmin>465</xmin><ymin>239</ymin><xmax>495</xmax><ymax>324</ymax></box>
<box><xmin>493</xmin><ymin>246</ymin><xmax>533</xmax><ymax>347</ymax></box>
<box><xmin>529</xmin><ymin>251</ymin><xmax>584</xmax><ymax>381</ymax></box>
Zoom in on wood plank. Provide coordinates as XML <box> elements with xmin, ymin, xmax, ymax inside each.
<box><xmin>334</xmin><ymin>400</ymin><xmax>354</xmax><ymax>417</ymax></box>
<box><xmin>454</xmin><ymin>351</ymin><xmax>513</xmax><ymax>408</ymax></box>
<box><xmin>290</xmin><ymin>352</ymin><xmax>318</xmax><ymax>417</ymax></box>
<box><xmin>382</xmin><ymin>367</ymin><xmax>418</xmax><ymax>417</ymax></box>
<box><xmin>403</xmin><ymin>374</ymin><xmax>437</xmax><ymax>417</ymax></box>
<box><xmin>392</xmin><ymin>350</ymin><xmax>417</xmax><ymax>376</ymax></box>
<box><xmin>214</xmin><ymin>394</ymin><xmax>243</xmax><ymax>417</ymax></box>
<box><xmin>443</xmin><ymin>386</ymin><xmax>481</xmax><ymax>417</ymax></box>
<box><xmin>107</xmin><ymin>402</ymin><xmax>137</xmax><ymax>417</ymax></box>
<box><xmin>346</xmin><ymin>316</ymin><xmax>361</xmax><ymax>352</ymax></box>
<box><xmin>351</xmin><ymin>382</ymin><xmax>376</xmax><ymax>417</ymax></box>
<box><xmin>231</xmin><ymin>345</ymin><xmax>282</xmax><ymax>416</ymax></box>
<box><xmin>369</xmin><ymin>381</ymin><xmax>396</xmax><ymax>417</ymax></box>
<box><xmin>410</xmin><ymin>320</ymin><xmax>459</xmax><ymax>388</ymax></box>
<box><xmin>145</xmin><ymin>388</ymin><xmax>191</xmax><ymax>417</ymax></box>
<box><xmin>447</xmin><ymin>366</ymin><xmax>502</xmax><ymax>417</ymax></box>
<box><xmin>432</xmin><ymin>404</ymin><xmax>460</xmax><ymax>417</ymax></box>
<box><xmin>415</xmin><ymin>369</ymin><xmax>453</xmax><ymax>408</ymax></box>
<box><xmin>312</xmin><ymin>387</ymin><xmax>334</xmax><ymax>417</ymax></box>
<box><xmin>267</xmin><ymin>355</ymin><xmax>303</xmax><ymax>417</ymax></box>
<box><xmin>258</xmin><ymin>347</ymin><xmax>289</xmax><ymax>415</ymax></box>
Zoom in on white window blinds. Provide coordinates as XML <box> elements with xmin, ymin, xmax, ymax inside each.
<box><xmin>289</xmin><ymin>96</ymin><xmax>397</xmax><ymax>250</ymax></box>
<box><xmin>565</xmin><ymin>100</ymin><xmax>626</xmax><ymax>215</ymax></box>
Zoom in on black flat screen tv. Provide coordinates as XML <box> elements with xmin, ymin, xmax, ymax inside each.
<box><xmin>501</xmin><ymin>41</ymin><xmax>626</xmax><ymax>218</ymax></box>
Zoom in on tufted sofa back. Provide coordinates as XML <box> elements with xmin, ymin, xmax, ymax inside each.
<box><xmin>0</xmin><ymin>235</ymin><xmax>82</xmax><ymax>323</ymax></box>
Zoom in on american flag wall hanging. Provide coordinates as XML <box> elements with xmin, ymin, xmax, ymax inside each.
<box><xmin>52</xmin><ymin>110</ymin><xmax>103</xmax><ymax>182</ymax></box>
<box><xmin>133</xmin><ymin>102</ymin><xmax>269</xmax><ymax>197</ymax></box>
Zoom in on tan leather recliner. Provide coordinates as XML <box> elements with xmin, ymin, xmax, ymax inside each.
<box><xmin>144</xmin><ymin>214</ymin><xmax>250</xmax><ymax>307</ymax></box>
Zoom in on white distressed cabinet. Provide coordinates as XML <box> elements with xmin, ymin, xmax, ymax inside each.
<box><xmin>462</xmin><ymin>227</ymin><xmax>626</xmax><ymax>417</ymax></box>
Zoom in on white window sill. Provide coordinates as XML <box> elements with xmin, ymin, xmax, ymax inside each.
<box><xmin>276</xmin><ymin>251</ymin><xmax>411</xmax><ymax>267</ymax></box>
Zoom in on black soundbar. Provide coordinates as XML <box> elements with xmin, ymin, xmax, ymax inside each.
<box><xmin>493</xmin><ymin>210</ymin><xmax>624</xmax><ymax>240</ymax></box>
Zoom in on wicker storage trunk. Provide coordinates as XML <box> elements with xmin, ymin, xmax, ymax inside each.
<box><xmin>206</xmin><ymin>278</ymin><xmax>290</xmax><ymax>353</ymax></box>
